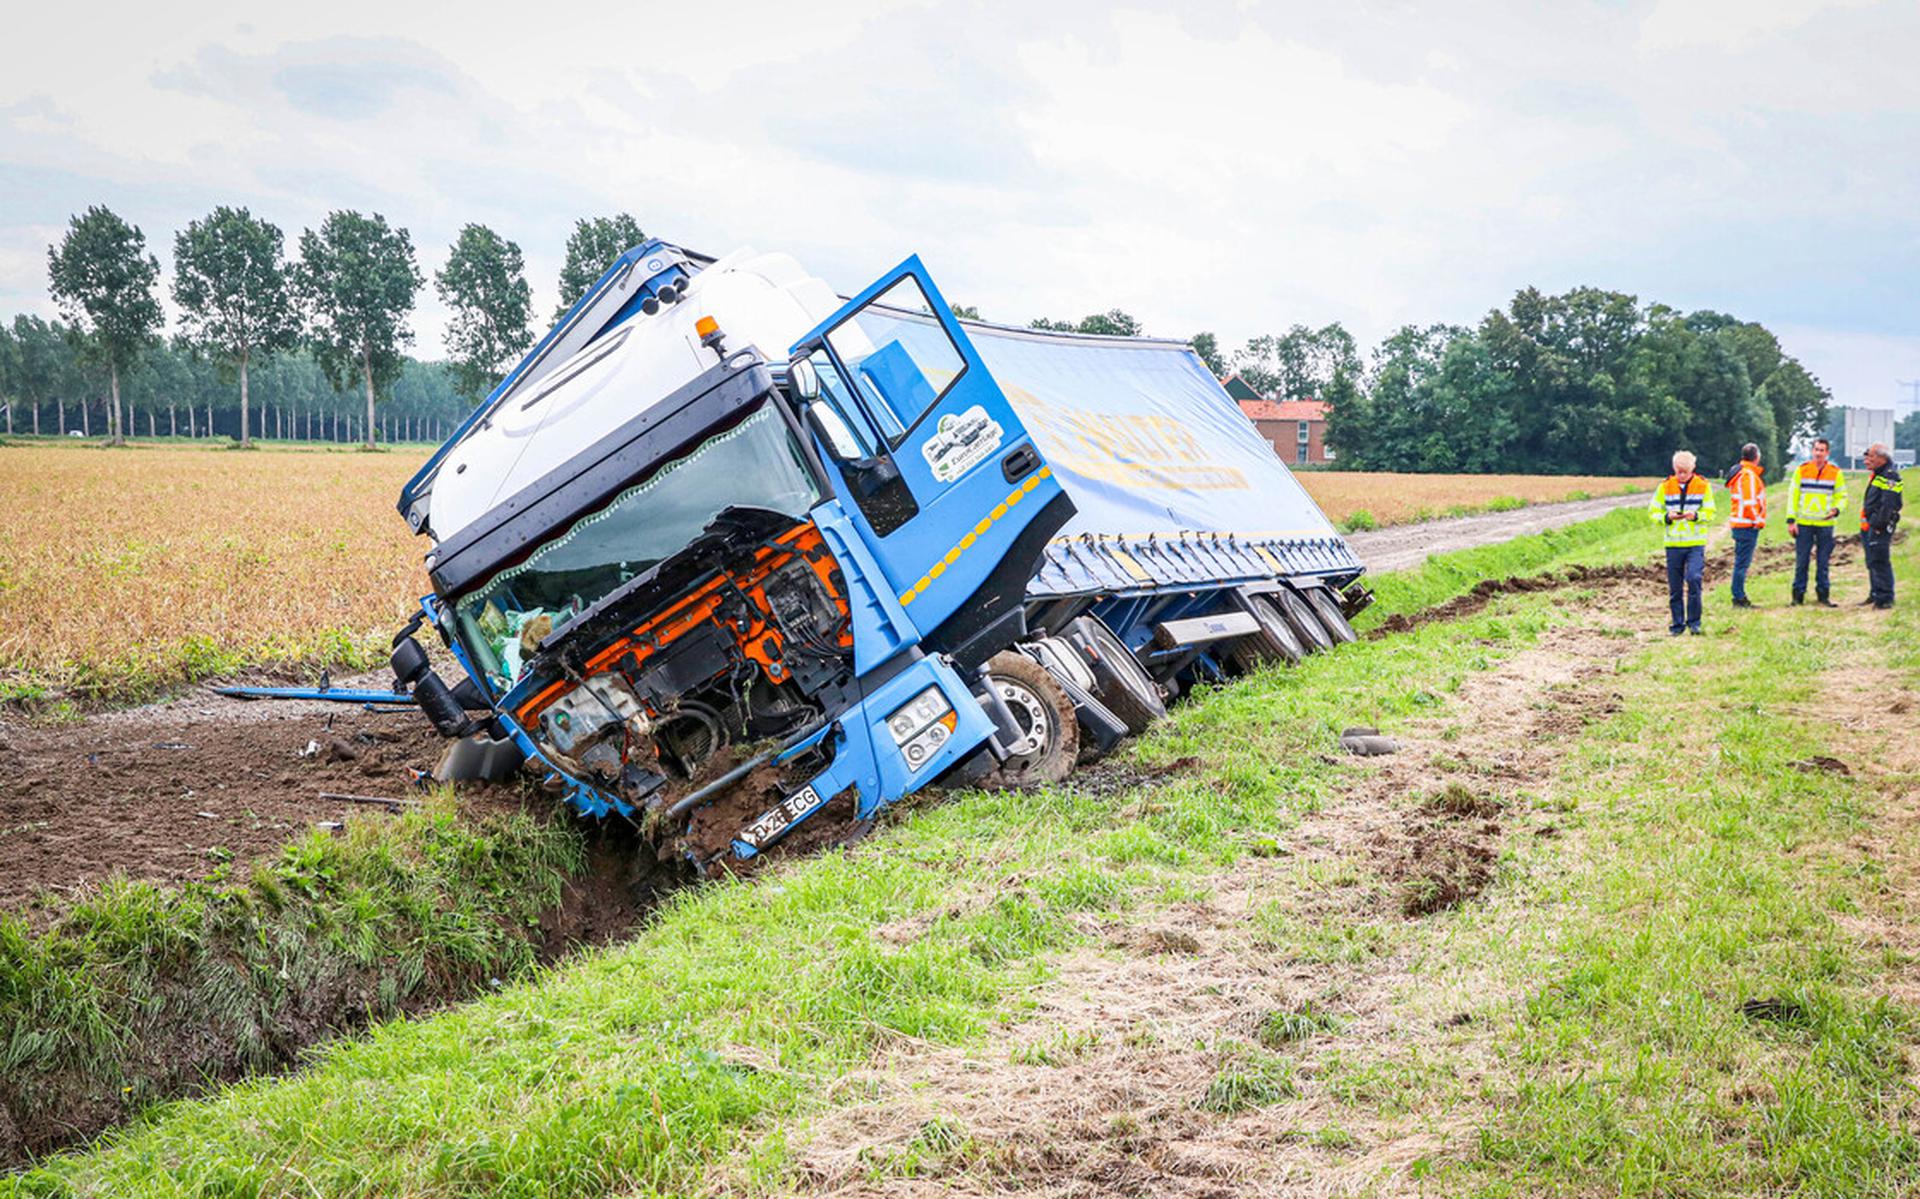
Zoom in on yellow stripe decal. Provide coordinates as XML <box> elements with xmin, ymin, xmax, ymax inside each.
<box><xmin>899</xmin><ymin>467</ymin><xmax>1052</xmax><ymax>606</ymax></box>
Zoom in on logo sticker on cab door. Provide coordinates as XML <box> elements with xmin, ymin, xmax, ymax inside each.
<box><xmin>921</xmin><ymin>405</ymin><xmax>1003</xmax><ymax>483</ymax></box>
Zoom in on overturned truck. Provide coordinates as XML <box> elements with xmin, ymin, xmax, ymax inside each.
<box><xmin>386</xmin><ymin>243</ymin><xmax>1368</xmax><ymax>865</ymax></box>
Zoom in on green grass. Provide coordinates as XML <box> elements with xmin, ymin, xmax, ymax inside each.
<box><xmin>10</xmin><ymin>518</ymin><xmax>1912</xmax><ymax>1197</ymax></box>
<box><xmin>1448</xmin><ymin>545</ymin><xmax>1920</xmax><ymax>1197</ymax></box>
<box><xmin>0</xmin><ymin>798</ymin><xmax>580</xmax><ymax>1165</ymax></box>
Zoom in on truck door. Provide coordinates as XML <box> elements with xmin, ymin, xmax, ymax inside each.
<box><xmin>790</xmin><ymin>257</ymin><xmax>1071</xmax><ymax>655</ymax></box>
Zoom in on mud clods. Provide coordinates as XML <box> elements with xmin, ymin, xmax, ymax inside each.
<box><xmin>1396</xmin><ymin>784</ymin><xmax>1503</xmax><ymax>917</ymax></box>
<box><xmin>1368</xmin><ymin>562</ymin><xmax>1668</xmax><ymax>638</ymax></box>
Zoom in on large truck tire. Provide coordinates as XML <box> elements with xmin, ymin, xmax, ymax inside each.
<box><xmin>1225</xmin><ymin>595</ymin><xmax>1305</xmax><ymax>674</ymax></box>
<box><xmin>1305</xmin><ymin>587</ymin><xmax>1358</xmax><ymax>645</ymax></box>
<box><xmin>1273</xmin><ymin>586</ymin><xmax>1334</xmax><ymax>654</ymax></box>
<box><xmin>983</xmin><ymin>651</ymin><xmax>1078</xmax><ymax>789</ymax></box>
<box><xmin>1066</xmin><ymin>616</ymin><xmax>1165</xmax><ymax>735</ymax></box>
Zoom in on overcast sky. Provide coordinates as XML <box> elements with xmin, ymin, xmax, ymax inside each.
<box><xmin>3</xmin><ymin>0</ymin><xmax>1916</xmax><ymax>414</ymax></box>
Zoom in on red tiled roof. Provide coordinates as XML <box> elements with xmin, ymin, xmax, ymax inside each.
<box><xmin>1238</xmin><ymin>399</ymin><xmax>1328</xmax><ymax>422</ymax></box>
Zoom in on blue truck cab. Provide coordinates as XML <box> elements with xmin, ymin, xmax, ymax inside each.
<box><xmin>387</xmin><ymin>241</ymin><xmax>1367</xmax><ymax>866</ymax></box>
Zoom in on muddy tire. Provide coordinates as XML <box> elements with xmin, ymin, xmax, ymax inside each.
<box><xmin>1067</xmin><ymin>616</ymin><xmax>1165</xmax><ymax>735</ymax></box>
<box><xmin>1305</xmin><ymin>587</ymin><xmax>1358</xmax><ymax>645</ymax></box>
<box><xmin>1225</xmin><ymin>595</ymin><xmax>1305</xmax><ymax>674</ymax></box>
<box><xmin>1273</xmin><ymin>586</ymin><xmax>1334</xmax><ymax>654</ymax></box>
<box><xmin>982</xmin><ymin>651</ymin><xmax>1078</xmax><ymax>789</ymax></box>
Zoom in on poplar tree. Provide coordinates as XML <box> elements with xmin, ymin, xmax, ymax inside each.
<box><xmin>47</xmin><ymin>206</ymin><xmax>162</xmax><ymax>446</ymax></box>
<box><xmin>437</xmin><ymin>223</ymin><xmax>533</xmax><ymax>402</ymax></box>
<box><xmin>294</xmin><ymin>211</ymin><xmax>422</xmax><ymax>450</ymax></box>
<box><xmin>554</xmin><ymin>213</ymin><xmax>645</xmax><ymax>321</ymax></box>
<box><xmin>172</xmin><ymin>207</ymin><xmax>302</xmax><ymax>447</ymax></box>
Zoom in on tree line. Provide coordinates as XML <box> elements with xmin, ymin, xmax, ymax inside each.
<box><xmin>0</xmin><ymin>206</ymin><xmax>646</xmax><ymax>448</ymax></box>
<box><xmin>4</xmin><ymin>203</ymin><xmax>1845</xmax><ymax>475</ymax></box>
<box><xmin>1006</xmin><ymin>294</ymin><xmax>1832</xmax><ymax>477</ymax></box>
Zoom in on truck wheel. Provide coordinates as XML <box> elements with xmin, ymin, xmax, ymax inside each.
<box><xmin>1226</xmin><ymin>595</ymin><xmax>1305</xmax><ymax>674</ymax></box>
<box><xmin>983</xmin><ymin>652</ymin><xmax>1078</xmax><ymax>789</ymax></box>
<box><xmin>1067</xmin><ymin>616</ymin><xmax>1165</xmax><ymax>735</ymax></box>
<box><xmin>1305</xmin><ymin>588</ymin><xmax>1358</xmax><ymax>645</ymax></box>
<box><xmin>1274</xmin><ymin>586</ymin><xmax>1334</xmax><ymax>654</ymax></box>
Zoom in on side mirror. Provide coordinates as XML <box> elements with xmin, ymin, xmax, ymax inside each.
<box><xmin>804</xmin><ymin>400</ymin><xmax>865</xmax><ymax>463</ymax></box>
<box><xmin>788</xmin><ymin>357</ymin><xmax>820</xmax><ymax>401</ymax></box>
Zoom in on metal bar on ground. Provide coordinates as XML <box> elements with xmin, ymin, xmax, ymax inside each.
<box><xmin>214</xmin><ymin>686</ymin><xmax>416</xmax><ymax>706</ymax></box>
<box><xmin>317</xmin><ymin>792</ymin><xmax>423</xmax><ymax>810</ymax></box>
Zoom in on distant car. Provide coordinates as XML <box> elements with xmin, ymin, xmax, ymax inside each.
<box><xmin>67</xmin><ymin>430</ymin><xmax>83</xmax><ymax>438</ymax></box>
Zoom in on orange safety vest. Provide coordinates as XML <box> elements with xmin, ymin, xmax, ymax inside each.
<box><xmin>1727</xmin><ymin>461</ymin><xmax>1766</xmax><ymax>529</ymax></box>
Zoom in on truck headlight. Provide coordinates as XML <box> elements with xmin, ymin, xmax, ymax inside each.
<box><xmin>901</xmin><ymin>715</ymin><xmax>955</xmax><ymax>770</ymax></box>
<box><xmin>886</xmin><ymin>687</ymin><xmax>951</xmax><ymax>745</ymax></box>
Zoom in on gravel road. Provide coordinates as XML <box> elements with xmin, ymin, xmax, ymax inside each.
<box><xmin>1345</xmin><ymin>492</ymin><xmax>1645</xmax><ymax>573</ymax></box>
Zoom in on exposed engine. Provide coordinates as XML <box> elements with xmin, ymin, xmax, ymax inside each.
<box><xmin>509</xmin><ymin>520</ymin><xmax>853</xmax><ymax>813</ymax></box>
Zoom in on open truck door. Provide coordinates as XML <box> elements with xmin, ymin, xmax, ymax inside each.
<box><xmin>790</xmin><ymin>257</ymin><xmax>1073</xmax><ymax>670</ymax></box>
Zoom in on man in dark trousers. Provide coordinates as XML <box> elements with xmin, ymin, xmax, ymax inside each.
<box><xmin>1785</xmin><ymin>438</ymin><xmax>1847</xmax><ymax>606</ymax></box>
<box><xmin>1859</xmin><ymin>442</ymin><xmax>1903</xmax><ymax>609</ymax></box>
<box><xmin>1647</xmin><ymin>449</ymin><xmax>1715</xmax><ymax>635</ymax></box>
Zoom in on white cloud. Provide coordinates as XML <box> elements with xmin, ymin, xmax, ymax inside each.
<box><xmin>1638</xmin><ymin>0</ymin><xmax>1880</xmax><ymax>52</ymax></box>
<box><xmin>0</xmin><ymin>0</ymin><xmax>1915</xmax><ymax>400</ymax></box>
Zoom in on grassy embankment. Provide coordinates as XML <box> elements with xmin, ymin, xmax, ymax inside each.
<box><xmin>14</xmin><ymin>511</ymin><xmax>1914</xmax><ymax>1195</ymax></box>
<box><xmin>0</xmin><ymin>436</ymin><xmax>1653</xmax><ymax>707</ymax></box>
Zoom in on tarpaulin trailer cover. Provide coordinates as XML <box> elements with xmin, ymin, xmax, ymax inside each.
<box><xmin>888</xmin><ymin>316</ymin><xmax>1362</xmax><ymax>599</ymax></box>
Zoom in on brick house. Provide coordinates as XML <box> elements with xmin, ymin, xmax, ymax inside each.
<box><xmin>1237</xmin><ymin>398</ymin><xmax>1333</xmax><ymax>466</ymax></box>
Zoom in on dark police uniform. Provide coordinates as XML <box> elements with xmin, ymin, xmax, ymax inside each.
<box><xmin>1861</xmin><ymin>463</ymin><xmax>1904</xmax><ymax>608</ymax></box>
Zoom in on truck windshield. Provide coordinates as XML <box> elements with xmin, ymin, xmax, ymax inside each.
<box><xmin>453</xmin><ymin>403</ymin><xmax>821</xmax><ymax>689</ymax></box>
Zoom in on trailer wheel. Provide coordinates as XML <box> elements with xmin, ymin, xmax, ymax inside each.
<box><xmin>1067</xmin><ymin>616</ymin><xmax>1165</xmax><ymax>735</ymax></box>
<box><xmin>1305</xmin><ymin>587</ymin><xmax>1358</xmax><ymax>645</ymax></box>
<box><xmin>1273</xmin><ymin>586</ymin><xmax>1334</xmax><ymax>654</ymax></box>
<box><xmin>1226</xmin><ymin>595</ymin><xmax>1305</xmax><ymax>674</ymax></box>
<box><xmin>983</xmin><ymin>651</ymin><xmax>1078</xmax><ymax>789</ymax></box>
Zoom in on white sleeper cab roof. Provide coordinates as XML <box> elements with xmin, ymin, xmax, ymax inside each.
<box><xmin>428</xmin><ymin>248</ymin><xmax>841</xmax><ymax>543</ymax></box>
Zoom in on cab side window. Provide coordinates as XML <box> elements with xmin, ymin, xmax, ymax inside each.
<box><xmin>825</xmin><ymin>275</ymin><xmax>967</xmax><ymax>447</ymax></box>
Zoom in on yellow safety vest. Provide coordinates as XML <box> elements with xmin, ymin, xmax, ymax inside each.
<box><xmin>1647</xmin><ymin>474</ymin><xmax>1715</xmax><ymax>547</ymax></box>
<box><xmin>1784</xmin><ymin>461</ymin><xmax>1847</xmax><ymax>527</ymax></box>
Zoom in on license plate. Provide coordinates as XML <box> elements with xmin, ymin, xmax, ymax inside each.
<box><xmin>736</xmin><ymin>785</ymin><xmax>824</xmax><ymax>850</ymax></box>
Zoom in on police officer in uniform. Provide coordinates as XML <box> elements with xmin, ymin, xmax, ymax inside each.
<box><xmin>1859</xmin><ymin>442</ymin><xmax>1903</xmax><ymax>609</ymax></box>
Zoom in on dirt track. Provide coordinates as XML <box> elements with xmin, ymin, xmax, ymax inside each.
<box><xmin>0</xmin><ymin>494</ymin><xmax>1649</xmax><ymax>920</ymax></box>
<box><xmin>1346</xmin><ymin>493</ymin><xmax>1643</xmax><ymax>572</ymax></box>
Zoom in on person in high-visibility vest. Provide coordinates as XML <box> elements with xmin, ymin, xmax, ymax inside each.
<box><xmin>1858</xmin><ymin>441</ymin><xmax>1904</xmax><ymax>609</ymax></box>
<box><xmin>1784</xmin><ymin>437</ymin><xmax>1848</xmax><ymax>607</ymax></box>
<box><xmin>1725</xmin><ymin>442</ymin><xmax>1766</xmax><ymax>608</ymax></box>
<box><xmin>1648</xmin><ymin>449</ymin><xmax>1716</xmax><ymax>635</ymax></box>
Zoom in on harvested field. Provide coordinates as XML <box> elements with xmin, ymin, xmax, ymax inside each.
<box><xmin>1296</xmin><ymin>470</ymin><xmax>1650</xmax><ymax>530</ymax></box>
<box><xmin>0</xmin><ymin>442</ymin><xmax>428</xmax><ymax>704</ymax></box>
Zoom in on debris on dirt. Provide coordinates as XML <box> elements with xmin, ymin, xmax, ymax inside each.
<box><xmin>0</xmin><ymin>685</ymin><xmax>526</xmax><ymax>920</ymax></box>
<box><xmin>317</xmin><ymin>792</ymin><xmax>421</xmax><ymax>813</ymax></box>
<box><xmin>324</xmin><ymin>738</ymin><xmax>359</xmax><ymax>763</ymax></box>
<box><xmin>1442</xmin><ymin>1011</ymin><xmax>1474</xmax><ymax>1027</ymax></box>
<box><xmin>1791</xmin><ymin>756</ymin><xmax>1851</xmax><ymax>776</ymax></box>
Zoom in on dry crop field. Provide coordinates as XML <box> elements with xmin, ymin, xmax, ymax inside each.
<box><xmin>0</xmin><ymin>441</ymin><xmax>429</xmax><ymax>703</ymax></box>
<box><xmin>1295</xmin><ymin>470</ymin><xmax>1650</xmax><ymax>528</ymax></box>
<box><xmin>0</xmin><ymin>440</ymin><xmax>1652</xmax><ymax>705</ymax></box>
